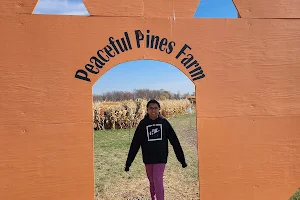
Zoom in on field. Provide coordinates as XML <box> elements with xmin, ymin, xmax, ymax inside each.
<box><xmin>93</xmin><ymin>113</ymin><xmax>300</xmax><ymax>200</ymax></box>
<box><xmin>94</xmin><ymin>113</ymin><xmax>199</xmax><ymax>200</ymax></box>
<box><xmin>93</xmin><ymin>99</ymin><xmax>192</xmax><ymax>130</ymax></box>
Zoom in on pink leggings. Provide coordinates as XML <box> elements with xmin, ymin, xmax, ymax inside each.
<box><xmin>145</xmin><ymin>164</ymin><xmax>166</xmax><ymax>200</ymax></box>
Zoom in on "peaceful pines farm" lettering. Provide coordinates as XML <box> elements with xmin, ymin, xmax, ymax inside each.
<box><xmin>75</xmin><ymin>30</ymin><xmax>205</xmax><ymax>82</ymax></box>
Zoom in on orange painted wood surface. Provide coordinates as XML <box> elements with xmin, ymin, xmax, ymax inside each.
<box><xmin>196</xmin><ymin>116</ymin><xmax>300</xmax><ymax>199</ymax></box>
<box><xmin>83</xmin><ymin>0</ymin><xmax>199</xmax><ymax>17</ymax></box>
<box><xmin>0</xmin><ymin>124</ymin><xmax>94</xmax><ymax>200</ymax></box>
<box><xmin>0</xmin><ymin>0</ymin><xmax>37</xmax><ymax>14</ymax></box>
<box><xmin>0</xmin><ymin>1</ymin><xmax>299</xmax><ymax>200</ymax></box>
<box><xmin>233</xmin><ymin>0</ymin><xmax>300</xmax><ymax>18</ymax></box>
<box><xmin>1</xmin><ymin>0</ymin><xmax>300</xmax><ymax>19</ymax></box>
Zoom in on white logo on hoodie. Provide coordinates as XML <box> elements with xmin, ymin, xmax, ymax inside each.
<box><xmin>146</xmin><ymin>124</ymin><xmax>163</xmax><ymax>141</ymax></box>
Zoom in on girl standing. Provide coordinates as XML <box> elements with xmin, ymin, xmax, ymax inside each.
<box><xmin>125</xmin><ymin>99</ymin><xmax>187</xmax><ymax>200</ymax></box>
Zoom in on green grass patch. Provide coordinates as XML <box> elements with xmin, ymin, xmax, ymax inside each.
<box><xmin>291</xmin><ymin>189</ymin><xmax>300</xmax><ymax>200</ymax></box>
<box><xmin>94</xmin><ymin>114</ymin><xmax>199</xmax><ymax>200</ymax></box>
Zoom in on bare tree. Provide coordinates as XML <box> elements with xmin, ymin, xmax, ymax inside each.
<box><xmin>93</xmin><ymin>89</ymin><xmax>193</xmax><ymax>101</ymax></box>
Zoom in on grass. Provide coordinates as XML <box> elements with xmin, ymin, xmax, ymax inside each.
<box><xmin>291</xmin><ymin>189</ymin><xmax>300</xmax><ymax>200</ymax></box>
<box><xmin>94</xmin><ymin>113</ymin><xmax>199</xmax><ymax>200</ymax></box>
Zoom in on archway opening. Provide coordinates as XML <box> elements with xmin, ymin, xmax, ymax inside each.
<box><xmin>92</xmin><ymin>60</ymin><xmax>200</xmax><ymax>200</ymax></box>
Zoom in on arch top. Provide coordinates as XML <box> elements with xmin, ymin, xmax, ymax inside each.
<box><xmin>233</xmin><ymin>0</ymin><xmax>300</xmax><ymax>19</ymax></box>
<box><xmin>82</xmin><ymin>0</ymin><xmax>199</xmax><ymax>18</ymax></box>
<box><xmin>0</xmin><ymin>0</ymin><xmax>37</xmax><ymax>15</ymax></box>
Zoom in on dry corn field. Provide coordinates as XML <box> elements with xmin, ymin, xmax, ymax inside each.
<box><xmin>93</xmin><ymin>99</ymin><xmax>192</xmax><ymax>130</ymax></box>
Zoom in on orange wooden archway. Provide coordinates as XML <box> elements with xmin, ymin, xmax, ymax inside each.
<box><xmin>0</xmin><ymin>0</ymin><xmax>299</xmax><ymax>200</ymax></box>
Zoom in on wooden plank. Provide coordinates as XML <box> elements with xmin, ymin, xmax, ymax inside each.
<box><xmin>191</xmin><ymin>19</ymin><xmax>300</xmax><ymax>117</ymax></box>
<box><xmin>1</xmin><ymin>16</ymin><xmax>300</xmax><ymax>119</ymax></box>
<box><xmin>144</xmin><ymin>0</ymin><xmax>199</xmax><ymax>18</ymax></box>
<box><xmin>83</xmin><ymin>0</ymin><xmax>199</xmax><ymax>17</ymax></box>
<box><xmin>0</xmin><ymin>0</ymin><xmax>37</xmax><ymax>14</ymax></box>
<box><xmin>0</xmin><ymin>123</ymin><xmax>94</xmax><ymax>200</ymax></box>
<box><xmin>83</xmin><ymin>0</ymin><xmax>143</xmax><ymax>17</ymax></box>
<box><xmin>197</xmin><ymin>116</ymin><xmax>300</xmax><ymax>200</ymax></box>
<box><xmin>0</xmin><ymin>15</ymin><xmax>300</xmax><ymax>200</ymax></box>
<box><xmin>233</xmin><ymin>0</ymin><xmax>300</xmax><ymax>18</ymax></box>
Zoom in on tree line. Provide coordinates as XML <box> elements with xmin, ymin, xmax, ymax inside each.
<box><xmin>93</xmin><ymin>89</ymin><xmax>193</xmax><ymax>101</ymax></box>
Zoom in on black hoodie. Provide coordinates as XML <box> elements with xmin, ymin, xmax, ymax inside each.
<box><xmin>125</xmin><ymin>115</ymin><xmax>186</xmax><ymax>168</ymax></box>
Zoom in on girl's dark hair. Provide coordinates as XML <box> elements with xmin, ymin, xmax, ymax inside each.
<box><xmin>146</xmin><ymin>99</ymin><xmax>160</xmax><ymax>108</ymax></box>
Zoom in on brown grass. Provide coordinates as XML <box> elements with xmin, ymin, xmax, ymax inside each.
<box><xmin>93</xmin><ymin>99</ymin><xmax>191</xmax><ymax>130</ymax></box>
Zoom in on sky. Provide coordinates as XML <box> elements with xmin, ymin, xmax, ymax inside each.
<box><xmin>33</xmin><ymin>0</ymin><xmax>238</xmax><ymax>95</ymax></box>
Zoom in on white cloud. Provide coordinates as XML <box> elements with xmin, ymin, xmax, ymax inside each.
<box><xmin>34</xmin><ymin>0</ymin><xmax>89</xmax><ymax>16</ymax></box>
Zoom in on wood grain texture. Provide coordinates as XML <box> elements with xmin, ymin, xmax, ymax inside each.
<box><xmin>0</xmin><ymin>14</ymin><xmax>299</xmax><ymax>200</ymax></box>
<box><xmin>0</xmin><ymin>123</ymin><xmax>94</xmax><ymax>200</ymax></box>
<box><xmin>83</xmin><ymin>0</ymin><xmax>199</xmax><ymax>17</ymax></box>
<box><xmin>197</xmin><ymin>116</ymin><xmax>300</xmax><ymax>200</ymax></box>
<box><xmin>0</xmin><ymin>0</ymin><xmax>37</xmax><ymax>14</ymax></box>
<box><xmin>233</xmin><ymin>0</ymin><xmax>300</xmax><ymax>18</ymax></box>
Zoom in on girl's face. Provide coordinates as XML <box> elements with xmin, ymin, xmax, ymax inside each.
<box><xmin>147</xmin><ymin>103</ymin><xmax>160</xmax><ymax>120</ymax></box>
